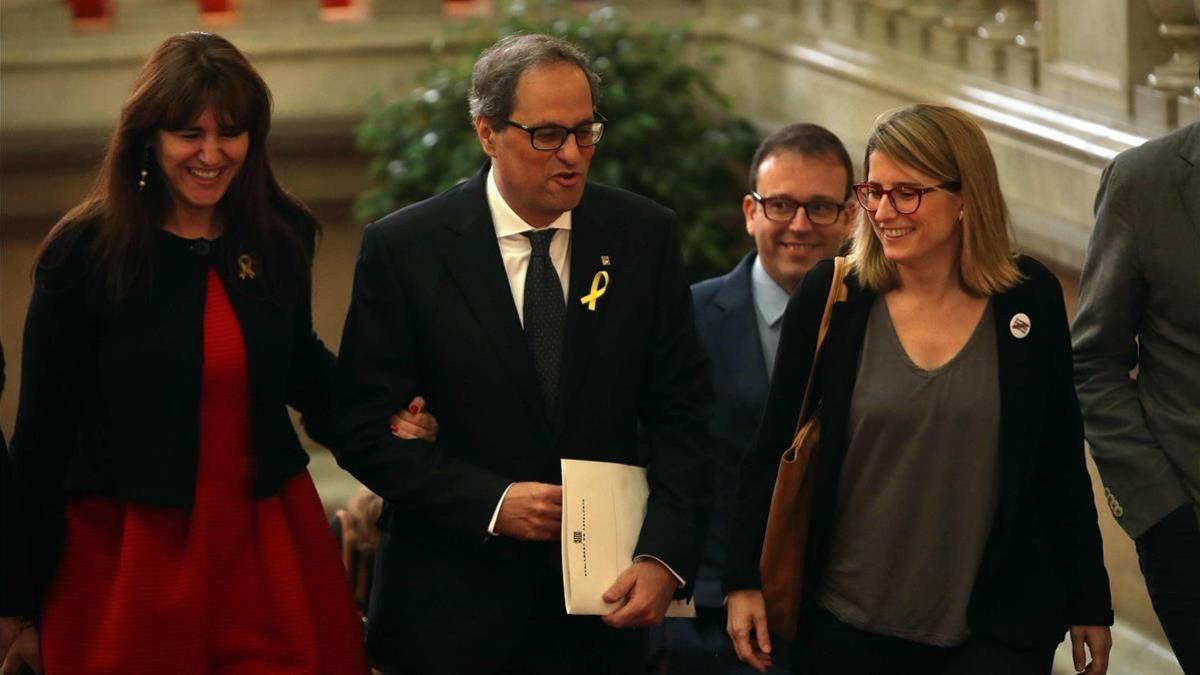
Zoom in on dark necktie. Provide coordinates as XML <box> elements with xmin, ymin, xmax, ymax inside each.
<box><xmin>523</xmin><ymin>229</ymin><xmax>566</xmax><ymax>412</ymax></box>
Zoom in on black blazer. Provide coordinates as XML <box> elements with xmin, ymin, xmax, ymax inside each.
<box><xmin>11</xmin><ymin>224</ymin><xmax>335</xmax><ymax>606</ymax></box>
<box><xmin>690</xmin><ymin>251</ymin><xmax>770</xmax><ymax>608</ymax></box>
<box><xmin>1</xmin><ymin>341</ymin><xmax>34</xmax><ymax>618</ymax></box>
<box><xmin>726</xmin><ymin>256</ymin><xmax>1113</xmax><ymax>648</ymax></box>
<box><xmin>334</xmin><ymin>164</ymin><xmax>714</xmax><ymax>672</ymax></box>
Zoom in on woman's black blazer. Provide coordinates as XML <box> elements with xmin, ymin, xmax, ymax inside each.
<box><xmin>725</xmin><ymin>255</ymin><xmax>1113</xmax><ymax>648</ymax></box>
<box><xmin>11</xmin><ymin>224</ymin><xmax>336</xmax><ymax>604</ymax></box>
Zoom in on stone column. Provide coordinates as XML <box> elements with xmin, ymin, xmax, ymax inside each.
<box><xmin>966</xmin><ymin>1</ymin><xmax>1037</xmax><ymax>79</ymax></box>
<box><xmin>802</xmin><ymin>0</ymin><xmax>830</xmax><ymax>28</ymax></box>
<box><xmin>862</xmin><ymin>0</ymin><xmax>907</xmax><ymax>47</ymax></box>
<box><xmin>1004</xmin><ymin>6</ymin><xmax>1042</xmax><ymax>89</ymax></box>
<box><xmin>1135</xmin><ymin>0</ymin><xmax>1200</xmax><ymax>130</ymax></box>
<box><xmin>1180</xmin><ymin>82</ymin><xmax>1200</xmax><ymax>125</ymax></box>
<box><xmin>828</xmin><ymin>0</ymin><xmax>867</xmax><ymax>39</ymax></box>
<box><xmin>929</xmin><ymin>0</ymin><xmax>998</xmax><ymax>65</ymax></box>
<box><xmin>893</xmin><ymin>0</ymin><xmax>955</xmax><ymax>56</ymax></box>
<box><xmin>1039</xmin><ymin>0</ymin><xmax>1170</xmax><ymax>122</ymax></box>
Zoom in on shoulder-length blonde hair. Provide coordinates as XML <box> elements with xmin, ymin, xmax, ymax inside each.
<box><xmin>848</xmin><ymin>104</ymin><xmax>1021</xmax><ymax>296</ymax></box>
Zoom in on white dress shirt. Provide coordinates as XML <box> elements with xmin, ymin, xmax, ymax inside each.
<box><xmin>488</xmin><ymin>167</ymin><xmax>572</xmax><ymax>324</ymax></box>
<box><xmin>485</xmin><ymin>167</ymin><xmax>570</xmax><ymax>535</ymax></box>
<box><xmin>479</xmin><ymin>170</ymin><xmax>684</xmax><ymax>588</ymax></box>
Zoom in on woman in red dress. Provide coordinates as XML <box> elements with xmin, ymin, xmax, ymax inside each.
<box><xmin>7</xmin><ymin>32</ymin><xmax>426</xmax><ymax>674</ymax></box>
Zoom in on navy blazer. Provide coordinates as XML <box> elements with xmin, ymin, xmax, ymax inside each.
<box><xmin>726</xmin><ymin>256</ymin><xmax>1113</xmax><ymax>648</ymax></box>
<box><xmin>691</xmin><ymin>251</ymin><xmax>770</xmax><ymax>608</ymax></box>
<box><xmin>334</xmin><ymin>164</ymin><xmax>714</xmax><ymax>673</ymax></box>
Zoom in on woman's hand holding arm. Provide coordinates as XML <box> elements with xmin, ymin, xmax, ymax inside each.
<box><xmin>388</xmin><ymin>396</ymin><xmax>438</xmax><ymax>442</ymax></box>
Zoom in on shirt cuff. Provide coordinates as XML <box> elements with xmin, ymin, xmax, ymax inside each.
<box><xmin>487</xmin><ymin>483</ymin><xmax>514</xmax><ymax>536</ymax></box>
<box><xmin>633</xmin><ymin>554</ymin><xmax>685</xmax><ymax>588</ymax></box>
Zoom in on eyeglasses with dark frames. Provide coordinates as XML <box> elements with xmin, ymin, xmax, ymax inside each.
<box><xmin>751</xmin><ymin>191</ymin><xmax>848</xmax><ymax>226</ymax></box>
<box><xmin>504</xmin><ymin>116</ymin><xmax>608</xmax><ymax>151</ymax></box>
<box><xmin>853</xmin><ymin>181</ymin><xmax>961</xmax><ymax>215</ymax></box>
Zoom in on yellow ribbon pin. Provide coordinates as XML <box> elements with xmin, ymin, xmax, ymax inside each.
<box><xmin>580</xmin><ymin>270</ymin><xmax>609</xmax><ymax>311</ymax></box>
<box><xmin>238</xmin><ymin>254</ymin><xmax>256</xmax><ymax>280</ymax></box>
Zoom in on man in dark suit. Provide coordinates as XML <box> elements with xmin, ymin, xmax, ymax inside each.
<box><xmin>1073</xmin><ymin>118</ymin><xmax>1200</xmax><ymax>673</ymax></box>
<box><xmin>659</xmin><ymin>124</ymin><xmax>854</xmax><ymax>674</ymax></box>
<box><xmin>334</xmin><ymin>33</ymin><xmax>713</xmax><ymax>675</ymax></box>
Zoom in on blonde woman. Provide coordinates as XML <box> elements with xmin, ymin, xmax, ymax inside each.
<box><xmin>724</xmin><ymin>104</ymin><xmax>1113</xmax><ymax>674</ymax></box>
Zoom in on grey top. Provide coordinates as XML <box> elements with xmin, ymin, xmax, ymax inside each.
<box><xmin>1073</xmin><ymin>122</ymin><xmax>1200</xmax><ymax>539</ymax></box>
<box><xmin>818</xmin><ymin>296</ymin><xmax>1001</xmax><ymax>646</ymax></box>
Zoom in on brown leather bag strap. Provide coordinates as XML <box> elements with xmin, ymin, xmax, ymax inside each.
<box><xmin>792</xmin><ymin>257</ymin><xmax>849</xmax><ymax>438</ymax></box>
<box><xmin>335</xmin><ymin>509</ymin><xmax>354</xmax><ymax>573</ymax></box>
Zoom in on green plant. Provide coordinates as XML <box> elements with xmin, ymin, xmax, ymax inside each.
<box><xmin>355</xmin><ymin>1</ymin><xmax>762</xmax><ymax>280</ymax></box>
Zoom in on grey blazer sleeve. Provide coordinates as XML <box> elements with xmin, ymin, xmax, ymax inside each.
<box><xmin>1072</xmin><ymin>157</ymin><xmax>1191</xmax><ymax>539</ymax></box>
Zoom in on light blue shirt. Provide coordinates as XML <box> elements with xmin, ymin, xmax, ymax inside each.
<box><xmin>751</xmin><ymin>255</ymin><xmax>791</xmax><ymax>379</ymax></box>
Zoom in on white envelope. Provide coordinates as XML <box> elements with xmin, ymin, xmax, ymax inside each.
<box><xmin>560</xmin><ymin>458</ymin><xmax>696</xmax><ymax>618</ymax></box>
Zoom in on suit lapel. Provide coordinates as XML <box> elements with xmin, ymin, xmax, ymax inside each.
<box><xmin>1178</xmin><ymin>123</ymin><xmax>1200</xmax><ymax>242</ymax></box>
<box><xmin>555</xmin><ymin>202</ymin><xmax>618</xmax><ymax>441</ymax></box>
<box><xmin>442</xmin><ymin>168</ymin><xmax>550</xmax><ymax>432</ymax></box>
<box><xmin>712</xmin><ymin>254</ymin><xmax>769</xmax><ymax>409</ymax></box>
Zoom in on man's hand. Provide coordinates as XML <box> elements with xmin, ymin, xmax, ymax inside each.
<box><xmin>389</xmin><ymin>396</ymin><xmax>438</xmax><ymax>442</ymax></box>
<box><xmin>601</xmin><ymin>559</ymin><xmax>677</xmax><ymax>628</ymax></box>
<box><xmin>0</xmin><ymin>625</ymin><xmax>41</xmax><ymax>675</ymax></box>
<box><xmin>493</xmin><ymin>482</ymin><xmax>562</xmax><ymax>541</ymax></box>
<box><xmin>726</xmin><ymin>589</ymin><xmax>773</xmax><ymax>673</ymax></box>
<box><xmin>1070</xmin><ymin>625</ymin><xmax>1111</xmax><ymax>675</ymax></box>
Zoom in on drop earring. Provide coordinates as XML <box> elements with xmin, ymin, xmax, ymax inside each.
<box><xmin>138</xmin><ymin>147</ymin><xmax>149</xmax><ymax>191</ymax></box>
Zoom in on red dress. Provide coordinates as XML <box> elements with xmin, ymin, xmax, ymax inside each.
<box><xmin>41</xmin><ymin>269</ymin><xmax>368</xmax><ymax>675</ymax></box>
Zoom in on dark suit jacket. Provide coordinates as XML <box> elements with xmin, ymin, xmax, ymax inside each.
<box><xmin>334</xmin><ymin>164</ymin><xmax>714</xmax><ymax>673</ymax></box>
<box><xmin>1074</xmin><ymin>121</ymin><xmax>1200</xmax><ymax>539</ymax></box>
<box><xmin>1</xmin><ymin>341</ymin><xmax>34</xmax><ymax>618</ymax></box>
<box><xmin>690</xmin><ymin>252</ymin><xmax>769</xmax><ymax>608</ymax></box>
<box><xmin>726</xmin><ymin>256</ymin><xmax>1113</xmax><ymax>648</ymax></box>
<box><xmin>12</xmin><ymin>225</ymin><xmax>335</xmax><ymax>608</ymax></box>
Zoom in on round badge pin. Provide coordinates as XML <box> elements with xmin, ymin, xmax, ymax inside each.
<box><xmin>1009</xmin><ymin>313</ymin><xmax>1031</xmax><ymax>339</ymax></box>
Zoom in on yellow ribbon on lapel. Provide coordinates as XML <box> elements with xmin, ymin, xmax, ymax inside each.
<box><xmin>580</xmin><ymin>270</ymin><xmax>609</xmax><ymax>311</ymax></box>
<box><xmin>238</xmin><ymin>254</ymin><xmax>256</xmax><ymax>280</ymax></box>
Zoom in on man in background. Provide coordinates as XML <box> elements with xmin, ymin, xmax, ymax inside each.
<box><xmin>658</xmin><ymin>123</ymin><xmax>856</xmax><ymax>674</ymax></box>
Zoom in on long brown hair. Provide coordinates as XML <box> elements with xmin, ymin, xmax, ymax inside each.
<box><xmin>37</xmin><ymin>31</ymin><xmax>318</xmax><ymax>307</ymax></box>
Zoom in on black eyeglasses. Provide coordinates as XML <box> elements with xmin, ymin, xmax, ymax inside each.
<box><xmin>751</xmin><ymin>192</ymin><xmax>847</xmax><ymax>226</ymax></box>
<box><xmin>504</xmin><ymin>117</ymin><xmax>608</xmax><ymax>151</ymax></box>
<box><xmin>853</xmin><ymin>181</ymin><xmax>961</xmax><ymax>215</ymax></box>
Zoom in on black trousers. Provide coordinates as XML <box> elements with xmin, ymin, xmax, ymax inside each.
<box><xmin>492</xmin><ymin>558</ymin><xmax>648</xmax><ymax>675</ymax></box>
<box><xmin>376</xmin><ymin>586</ymin><xmax>646</xmax><ymax>675</ymax></box>
<box><xmin>791</xmin><ymin>608</ymin><xmax>1057</xmax><ymax>675</ymax></box>
<box><xmin>1136</xmin><ymin>503</ymin><xmax>1200</xmax><ymax>675</ymax></box>
<box><xmin>372</xmin><ymin>530</ymin><xmax>648</xmax><ymax>672</ymax></box>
